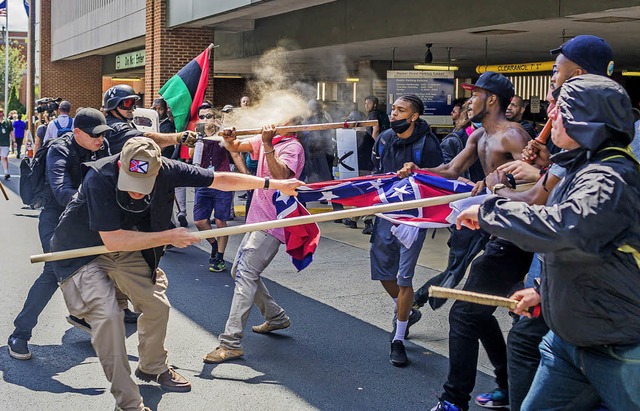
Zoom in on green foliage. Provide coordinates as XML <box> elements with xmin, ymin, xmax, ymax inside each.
<box><xmin>0</xmin><ymin>41</ymin><xmax>27</xmax><ymax>107</ymax></box>
<box><xmin>8</xmin><ymin>85</ymin><xmax>25</xmax><ymax>115</ymax></box>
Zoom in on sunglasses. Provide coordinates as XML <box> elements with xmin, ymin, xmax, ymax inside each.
<box><xmin>118</xmin><ymin>98</ymin><xmax>137</xmax><ymax>110</ymax></box>
<box><xmin>198</xmin><ymin>113</ymin><xmax>214</xmax><ymax>119</ymax></box>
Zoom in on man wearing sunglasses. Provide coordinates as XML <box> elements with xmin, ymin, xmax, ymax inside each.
<box><xmin>103</xmin><ymin>84</ymin><xmax>198</xmax><ymax>155</ymax></box>
<box><xmin>8</xmin><ymin>108</ymin><xmax>113</xmax><ymax>361</ymax></box>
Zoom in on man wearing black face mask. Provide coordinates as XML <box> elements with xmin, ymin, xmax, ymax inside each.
<box><xmin>48</xmin><ymin>137</ymin><xmax>302</xmax><ymax>410</ymax></box>
<box><xmin>370</xmin><ymin>95</ymin><xmax>443</xmax><ymax>367</ymax></box>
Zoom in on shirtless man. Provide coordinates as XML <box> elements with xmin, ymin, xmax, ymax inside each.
<box><xmin>400</xmin><ymin>72</ymin><xmax>534</xmax><ymax>411</ymax></box>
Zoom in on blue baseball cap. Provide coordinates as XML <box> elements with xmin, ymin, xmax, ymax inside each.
<box><xmin>550</xmin><ymin>35</ymin><xmax>614</xmax><ymax>76</ymax></box>
<box><xmin>462</xmin><ymin>71</ymin><xmax>515</xmax><ymax>100</ymax></box>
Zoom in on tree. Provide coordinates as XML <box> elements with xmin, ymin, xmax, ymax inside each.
<box><xmin>0</xmin><ymin>41</ymin><xmax>27</xmax><ymax>107</ymax></box>
<box><xmin>8</xmin><ymin>85</ymin><xmax>25</xmax><ymax>115</ymax></box>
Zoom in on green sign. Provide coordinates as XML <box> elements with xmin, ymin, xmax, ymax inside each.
<box><xmin>115</xmin><ymin>50</ymin><xmax>146</xmax><ymax>70</ymax></box>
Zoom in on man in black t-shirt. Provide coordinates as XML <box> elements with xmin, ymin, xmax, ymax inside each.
<box><xmin>364</xmin><ymin>95</ymin><xmax>390</xmax><ymax>141</ymax></box>
<box><xmin>50</xmin><ymin>137</ymin><xmax>302</xmax><ymax>410</ymax></box>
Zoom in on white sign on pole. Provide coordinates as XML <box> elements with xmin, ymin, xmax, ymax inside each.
<box><xmin>335</xmin><ymin>129</ymin><xmax>359</xmax><ymax>180</ymax></box>
<box><xmin>530</xmin><ymin>96</ymin><xmax>541</xmax><ymax>114</ymax></box>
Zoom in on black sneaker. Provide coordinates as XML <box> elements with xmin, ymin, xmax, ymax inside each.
<box><xmin>209</xmin><ymin>258</ymin><xmax>226</xmax><ymax>272</ymax></box>
<box><xmin>67</xmin><ymin>315</ymin><xmax>91</xmax><ymax>333</ymax></box>
<box><xmin>4</xmin><ymin>174</ymin><xmax>9</xmax><ymax>180</ymax></box>
<box><xmin>362</xmin><ymin>221</ymin><xmax>373</xmax><ymax>235</ymax></box>
<box><xmin>8</xmin><ymin>336</ymin><xmax>31</xmax><ymax>360</ymax></box>
<box><xmin>343</xmin><ymin>219</ymin><xmax>357</xmax><ymax>229</ymax></box>
<box><xmin>177</xmin><ymin>215</ymin><xmax>188</xmax><ymax>228</ymax></box>
<box><xmin>123</xmin><ymin>308</ymin><xmax>141</xmax><ymax>324</ymax></box>
<box><xmin>390</xmin><ymin>308</ymin><xmax>422</xmax><ymax>341</ymax></box>
<box><xmin>389</xmin><ymin>340</ymin><xmax>408</xmax><ymax>367</ymax></box>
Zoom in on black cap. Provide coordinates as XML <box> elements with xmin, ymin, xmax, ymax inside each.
<box><xmin>462</xmin><ymin>72</ymin><xmax>515</xmax><ymax>100</ymax></box>
<box><xmin>557</xmin><ymin>74</ymin><xmax>633</xmax><ymax>152</ymax></box>
<box><xmin>550</xmin><ymin>35</ymin><xmax>614</xmax><ymax>77</ymax></box>
<box><xmin>74</xmin><ymin>108</ymin><xmax>114</xmax><ymax>136</ymax></box>
<box><xmin>59</xmin><ymin>100</ymin><xmax>71</xmax><ymax>112</ymax></box>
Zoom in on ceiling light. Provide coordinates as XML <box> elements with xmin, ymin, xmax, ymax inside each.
<box><xmin>622</xmin><ymin>71</ymin><xmax>640</xmax><ymax>77</ymax></box>
<box><xmin>414</xmin><ymin>64</ymin><xmax>459</xmax><ymax>71</ymax></box>
<box><xmin>346</xmin><ymin>78</ymin><xmax>359</xmax><ymax>82</ymax></box>
<box><xmin>110</xmin><ymin>77</ymin><xmax>141</xmax><ymax>82</ymax></box>
<box><xmin>214</xmin><ymin>75</ymin><xmax>243</xmax><ymax>79</ymax></box>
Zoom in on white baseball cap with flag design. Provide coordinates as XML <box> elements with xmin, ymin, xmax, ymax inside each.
<box><xmin>118</xmin><ymin>137</ymin><xmax>162</xmax><ymax>195</ymax></box>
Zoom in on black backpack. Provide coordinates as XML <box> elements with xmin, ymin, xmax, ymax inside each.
<box><xmin>19</xmin><ymin>135</ymin><xmax>73</xmax><ymax>208</ymax></box>
<box><xmin>54</xmin><ymin>118</ymin><xmax>73</xmax><ymax>137</ymax></box>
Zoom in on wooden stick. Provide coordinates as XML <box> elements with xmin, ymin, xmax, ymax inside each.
<box><xmin>428</xmin><ymin>286</ymin><xmax>517</xmax><ymax>309</ymax></box>
<box><xmin>30</xmin><ymin>181</ymin><xmax>536</xmax><ymax>264</ymax></box>
<box><xmin>30</xmin><ymin>189</ymin><xmax>471</xmax><ymax>264</ymax></box>
<box><xmin>535</xmin><ymin>119</ymin><xmax>552</xmax><ymax>144</ymax></box>
<box><xmin>0</xmin><ymin>180</ymin><xmax>8</xmax><ymax>200</ymax></box>
<box><xmin>213</xmin><ymin>120</ymin><xmax>378</xmax><ymax>138</ymax></box>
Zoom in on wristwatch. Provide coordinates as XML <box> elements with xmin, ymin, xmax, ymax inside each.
<box><xmin>492</xmin><ymin>183</ymin><xmax>507</xmax><ymax>194</ymax></box>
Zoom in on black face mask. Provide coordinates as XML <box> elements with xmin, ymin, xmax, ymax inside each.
<box><xmin>390</xmin><ymin>119</ymin><xmax>412</xmax><ymax>134</ymax></box>
<box><xmin>116</xmin><ymin>188</ymin><xmax>152</xmax><ymax>214</ymax></box>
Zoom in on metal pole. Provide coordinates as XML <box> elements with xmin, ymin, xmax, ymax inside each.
<box><xmin>4</xmin><ymin>1</ymin><xmax>8</xmax><ymax>110</ymax></box>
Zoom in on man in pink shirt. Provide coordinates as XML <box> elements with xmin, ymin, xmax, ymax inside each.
<box><xmin>204</xmin><ymin>122</ymin><xmax>305</xmax><ymax>363</ymax></box>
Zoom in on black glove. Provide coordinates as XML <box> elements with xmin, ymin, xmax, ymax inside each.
<box><xmin>178</xmin><ymin>130</ymin><xmax>198</xmax><ymax>148</ymax></box>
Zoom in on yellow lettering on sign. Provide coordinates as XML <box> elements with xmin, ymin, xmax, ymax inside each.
<box><xmin>476</xmin><ymin>62</ymin><xmax>554</xmax><ymax>74</ymax></box>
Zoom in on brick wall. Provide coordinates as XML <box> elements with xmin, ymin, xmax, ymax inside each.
<box><xmin>39</xmin><ymin>1</ymin><xmax>104</xmax><ymax>111</ymax></box>
<box><xmin>144</xmin><ymin>0</ymin><xmax>215</xmax><ymax>108</ymax></box>
<box><xmin>212</xmin><ymin>78</ymin><xmax>247</xmax><ymax>109</ymax></box>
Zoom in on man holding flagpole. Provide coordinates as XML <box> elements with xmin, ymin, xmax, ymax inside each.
<box><xmin>49</xmin><ymin>137</ymin><xmax>303</xmax><ymax>410</ymax></box>
<box><xmin>203</xmin><ymin>121</ymin><xmax>305</xmax><ymax>364</ymax></box>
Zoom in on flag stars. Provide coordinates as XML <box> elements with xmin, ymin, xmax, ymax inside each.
<box><xmin>387</xmin><ymin>184</ymin><xmax>411</xmax><ymax>201</ymax></box>
<box><xmin>276</xmin><ymin>192</ymin><xmax>291</xmax><ymax>203</ymax></box>
<box><xmin>320</xmin><ymin>191</ymin><xmax>339</xmax><ymax>201</ymax></box>
<box><xmin>369</xmin><ymin>179</ymin><xmax>384</xmax><ymax>190</ymax></box>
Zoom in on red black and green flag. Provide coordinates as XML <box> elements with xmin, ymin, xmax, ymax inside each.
<box><xmin>159</xmin><ymin>45</ymin><xmax>212</xmax><ymax>132</ymax></box>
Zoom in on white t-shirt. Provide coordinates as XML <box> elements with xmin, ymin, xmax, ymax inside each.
<box><xmin>43</xmin><ymin>114</ymin><xmax>73</xmax><ymax>143</ymax></box>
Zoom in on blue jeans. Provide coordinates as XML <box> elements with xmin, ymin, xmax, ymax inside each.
<box><xmin>12</xmin><ymin>207</ymin><xmax>61</xmax><ymax>341</ymax></box>
<box><xmin>522</xmin><ymin>331</ymin><xmax>640</xmax><ymax>411</ymax></box>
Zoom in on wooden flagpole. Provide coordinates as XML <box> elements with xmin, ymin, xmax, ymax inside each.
<box><xmin>205</xmin><ymin>120</ymin><xmax>378</xmax><ymax>141</ymax></box>
<box><xmin>30</xmin><ymin>190</ymin><xmax>472</xmax><ymax>264</ymax></box>
<box><xmin>0</xmin><ymin>180</ymin><xmax>8</xmax><ymax>200</ymax></box>
<box><xmin>429</xmin><ymin>286</ymin><xmax>518</xmax><ymax>309</ymax></box>
<box><xmin>31</xmin><ymin>182</ymin><xmax>536</xmax><ymax>264</ymax></box>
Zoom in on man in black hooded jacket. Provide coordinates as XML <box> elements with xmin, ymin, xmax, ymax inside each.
<box><xmin>457</xmin><ymin>74</ymin><xmax>640</xmax><ymax>410</ymax></box>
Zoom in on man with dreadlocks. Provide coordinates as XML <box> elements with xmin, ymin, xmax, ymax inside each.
<box><xmin>369</xmin><ymin>94</ymin><xmax>443</xmax><ymax>367</ymax></box>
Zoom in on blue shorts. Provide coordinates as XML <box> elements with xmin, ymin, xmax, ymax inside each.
<box><xmin>193</xmin><ymin>187</ymin><xmax>233</xmax><ymax>222</ymax></box>
<box><xmin>369</xmin><ymin>217</ymin><xmax>427</xmax><ymax>287</ymax></box>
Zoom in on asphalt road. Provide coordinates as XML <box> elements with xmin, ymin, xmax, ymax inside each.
<box><xmin>0</xmin><ymin>156</ymin><xmax>499</xmax><ymax>410</ymax></box>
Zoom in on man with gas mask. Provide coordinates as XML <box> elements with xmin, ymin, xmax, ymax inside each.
<box><xmin>102</xmin><ymin>84</ymin><xmax>197</xmax><ymax>155</ymax></box>
<box><xmin>48</xmin><ymin>137</ymin><xmax>303</xmax><ymax>411</ymax></box>
<box><xmin>370</xmin><ymin>94</ymin><xmax>443</xmax><ymax>367</ymax></box>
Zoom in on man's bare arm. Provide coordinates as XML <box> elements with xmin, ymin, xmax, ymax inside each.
<box><xmin>397</xmin><ymin>128</ymin><xmax>483</xmax><ymax>178</ymax></box>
